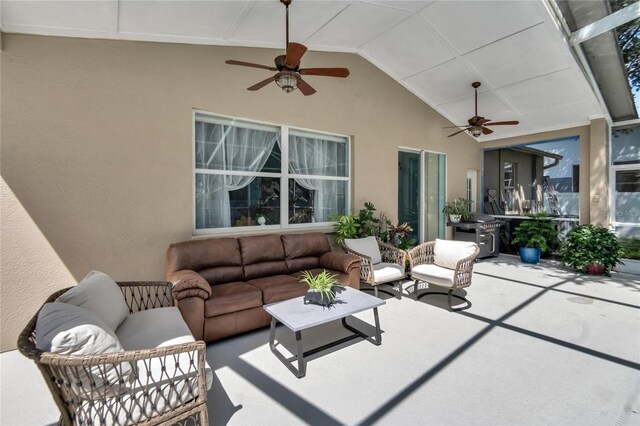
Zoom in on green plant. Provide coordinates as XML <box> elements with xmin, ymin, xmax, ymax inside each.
<box><xmin>511</xmin><ymin>213</ymin><xmax>560</xmax><ymax>254</ymax></box>
<box><xmin>331</xmin><ymin>214</ymin><xmax>360</xmax><ymax>246</ymax></box>
<box><xmin>559</xmin><ymin>225</ymin><xmax>624</xmax><ymax>276</ymax></box>
<box><xmin>618</xmin><ymin>237</ymin><xmax>640</xmax><ymax>260</ymax></box>
<box><xmin>388</xmin><ymin>222</ymin><xmax>416</xmax><ymax>250</ymax></box>
<box><xmin>299</xmin><ymin>270</ymin><xmax>339</xmax><ymax>303</ymax></box>
<box><xmin>357</xmin><ymin>202</ymin><xmax>381</xmax><ymax>238</ymax></box>
<box><xmin>442</xmin><ymin>197</ymin><xmax>472</xmax><ymax>220</ymax></box>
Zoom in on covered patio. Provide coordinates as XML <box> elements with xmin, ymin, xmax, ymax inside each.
<box><xmin>3</xmin><ymin>256</ymin><xmax>639</xmax><ymax>425</ymax></box>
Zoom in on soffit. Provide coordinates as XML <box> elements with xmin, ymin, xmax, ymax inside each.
<box><xmin>0</xmin><ymin>0</ymin><xmax>607</xmax><ymax>142</ymax></box>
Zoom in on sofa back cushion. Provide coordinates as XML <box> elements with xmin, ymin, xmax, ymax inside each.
<box><xmin>167</xmin><ymin>238</ymin><xmax>244</xmax><ymax>285</ymax></box>
<box><xmin>434</xmin><ymin>239</ymin><xmax>478</xmax><ymax>269</ymax></box>
<box><xmin>57</xmin><ymin>271</ymin><xmax>129</xmax><ymax>331</ymax></box>
<box><xmin>239</xmin><ymin>234</ymin><xmax>288</xmax><ymax>280</ymax></box>
<box><xmin>36</xmin><ymin>302</ymin><xmax>132</xmax><ymax>399</ymax></box>
<box><xmin>281</xmin><ymin>233</ymin><xmax>331</xmax><ymax>273</ymax></box>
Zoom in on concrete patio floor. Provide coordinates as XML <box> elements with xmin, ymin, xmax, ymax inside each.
<box><xmin>2</xmin><ymin>255</ymin><xmax>639</xmax><ymax>425</ymax></box>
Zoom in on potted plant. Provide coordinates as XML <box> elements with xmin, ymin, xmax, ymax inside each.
<box><xmin>559</xmin><ymin>225</ymin><xmax>623</xmax><ymax>276</ymax></box>
<box><xmin>299</xmin><ymin>270</ymin><xmax>345</xmax><ymax>306</ymax></box>
<box><xmin>511</xmin><ymin>213</ymin><xmax>560</xmax><ymax>264</ymax></box>
<box><xmin>442</xmin><ymin>197</ymin><xmax>472</xmax><ymax>223</ymax></box>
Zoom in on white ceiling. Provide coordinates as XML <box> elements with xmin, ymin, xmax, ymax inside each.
<box><xmin>0</xmin><ymin>0</ymin><xmax>606</xmax><ymax>142</ymax></box>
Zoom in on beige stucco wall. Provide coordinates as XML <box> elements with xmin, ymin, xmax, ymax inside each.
<box><xmin>0</xmin><ymin>33</ymin><xmax>482</xmax><ymax>351</ymax></box>
<box><xmin>589</xmin><ymin>118</ymin><xmax>609</xmax><ymax>226</ymax></box>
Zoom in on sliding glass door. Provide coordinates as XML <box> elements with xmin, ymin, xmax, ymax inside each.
<box><xmin>398</xmin><ymin>149</ymin><xmax>446</xmax><ymax>243</ymax></box>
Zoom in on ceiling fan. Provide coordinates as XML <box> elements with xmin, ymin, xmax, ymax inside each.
<box><xmin>224</xmin><ymin>0</ymin><xmax>350</xmax><ymax>96</ymax></box>
<box><xmin>446</xmin><ymin>82</ymin><xmax>519</xmax><ymax>138</ymax></box>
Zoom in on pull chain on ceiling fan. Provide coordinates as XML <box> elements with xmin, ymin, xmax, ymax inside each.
<box><xmin>445</xmin><ymin>82</ymin><xmax>519</xmax><ymax>138</ymax></box>
<box><xmin>225</xmin><ymin>0</ymin><xmax>350</xmax><ymax>96</ymax></box>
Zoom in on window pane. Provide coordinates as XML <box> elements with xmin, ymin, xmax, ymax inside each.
<box><xmin>196</xmin><ymin>174</ymin><xmax>281</xmax><ymax>229</ymax></box>
<box><xmin>612</xmin><ymin>125</ymin><xmax>640</xmax><ymax>165</ymax></box>
<box><xmin>615</xmin><ymin>169</ymin><xmax>640</xmax><ymax>224</ymax></box>
<box><xmin>195</xmin><ymin>121</ymin><xmax>281</xmax><ymax>173</ymax></box>
<box><xmin>289</xmin><ymin>179</ymin><xmax>347</xmax><ymax>224</ymax></box>
<box><xmin>289</xmin><ymin>132</ymin><xmax>348</xmax><ymax>177</ymax></box>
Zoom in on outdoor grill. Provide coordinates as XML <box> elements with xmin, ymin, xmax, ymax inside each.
<box><xmin>450</xmin><ymin>217</ymin><xmax>504</xmax><ymax>259</ymax></box>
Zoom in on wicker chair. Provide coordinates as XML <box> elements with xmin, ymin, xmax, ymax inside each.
<box><xmin>407</xmin><ymin>240</ymin><xmax>480</xmax><ymax>311</ymax></box>
<box><xmin>17</xmin><ymin>281</ymin><xmax>209</xmax><ymax>426</ymax></box>
<box><xmin>342</xmin><ymin>236</ymin><xmax>408</xmax><ymax>298</ymax></box>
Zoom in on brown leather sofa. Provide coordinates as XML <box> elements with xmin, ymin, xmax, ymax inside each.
<box><xmin>166</xmin><ymin>232</ymin><xmax>361</xmax><ymax>342</ymax></box>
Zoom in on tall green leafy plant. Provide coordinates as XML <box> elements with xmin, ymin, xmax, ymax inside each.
<box><xmin>559</xmin><ymin>225</ymin><xmax>623</xmax><ymax>276</ymax></box>
<box><xmin>511</xmin><ymin>213</ymin><xmax>560</xmax><ymax>254</ymax></box>
<box><xmin>332</xmin><ymin>214</ymin><xmax>360</xmax><ymax>246</ymax></box>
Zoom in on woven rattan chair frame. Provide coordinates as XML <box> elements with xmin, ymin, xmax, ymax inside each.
<box><xmin>17</xmin><ymin>281</ymin><xmax>209</xmax><ymax>426</ymax></box>
<box><xmin>407</xmin><ymin>241</ymin><xmax>480</xmax><ymax>311</ymax></box>
<box><xmin>342</xmin><ymin>239</ymin><xmax>407</xmax><ymax>298</ymax></box>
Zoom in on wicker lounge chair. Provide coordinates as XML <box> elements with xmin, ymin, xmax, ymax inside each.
<box><xmin>342</xmin><ymin>236</ymin><xmax>407</xmax><ymax>298</ymax></box>
<box><xmin>18</xmin><ymin>281</ymin><xmax>209</xmax><ymax>426</ymax></box>
<box><xmin>408</xmin><ymin>240</ymin><xmax>479</xmax><ymax>311</ymax></box>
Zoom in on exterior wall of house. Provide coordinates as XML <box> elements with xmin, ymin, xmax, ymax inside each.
<box><xmin>481</xmin><ymin>125</ymin><xmax>596</xmax><ymax>224</ymax></box>
<box><xmin>0</xmin><ymin>33</ymin><xmax>483</xmax><ymax>351</ymax></box>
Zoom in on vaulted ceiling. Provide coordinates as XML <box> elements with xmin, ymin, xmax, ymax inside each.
<box><xmin>0</xmin><ymin>0</ymin><xmax>607</xmax><ymax>141</ymax></box>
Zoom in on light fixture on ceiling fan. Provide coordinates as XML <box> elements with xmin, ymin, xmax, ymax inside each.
<box><xmin>445</xmin><ymin>82</ymin><xmax>519</xmax><ymax>138</ymax></box>
<box><xmin>224</xmin><ymin>0</ymin><xmax>350</xmax><ymax>96</ymax></box>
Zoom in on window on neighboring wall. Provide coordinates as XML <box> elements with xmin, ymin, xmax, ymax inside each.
<box><xmin>503</xmin><ymin>161</ymin><xmax>516</xmax><ymax>213</ymax></box>
<box><xmin>193</xmin><ymin>112</ymin><xmax>350</xmax><ymax>233</ymax></box>
<box><xmin>612</xmin><ymin>125</ymin><xmax>640</xmax><ymax>228</ymax></box>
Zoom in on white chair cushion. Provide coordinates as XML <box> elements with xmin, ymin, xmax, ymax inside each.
<box><xmin>411</xmin><ymin>264</ymin><xmax>455</xmax><ymax>288</ymax></box>
<box><xmin>344</xmin><ymin>236</ymin><xmax>382</xmax><ymax>264</ymax></box>
<box><xmin>372</xmin><ymin>262</ymin><xmax>405</xmax><ymax>284</ymax></box>
<box><xmin>35</xmin><ymin>302</ymin><xmax>132</xmax><ymax>399</ymax></box>
<box><xmin>116</xmin><ymin>306</ymin><xmax>214</xmax><ymax>391</ymax></box>
<box><xmin>57</xmin><ymin>271</ymin><xmax>129</xmax><ymax>331</ymax></box>
<box><xmin>433</xmin><ymin>239</ymin><xmax>477</xmax><ymax>270</ymax></box>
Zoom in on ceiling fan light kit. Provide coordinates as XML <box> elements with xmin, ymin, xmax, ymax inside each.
<box><xmin>224</xmin><ymin>0</ymin><xmax>349</xmax><ymax>96</ymax></box>
<box><xmin>445</xmin><ymin>82</ymin><xmax>519</xmax><ymax>138</ymax></box>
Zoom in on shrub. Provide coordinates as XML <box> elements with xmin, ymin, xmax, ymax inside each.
<box><xmin>559</xmin><ymin>225</ymin><xmax>623</xmax><ymax>276</ymax></box>
<box><xmin>511</xmin><ymin>213</ymin><xmax>560</xmax><ymax>254</ymax></box>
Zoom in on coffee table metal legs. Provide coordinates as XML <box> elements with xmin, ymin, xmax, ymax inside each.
<box><xmin>268</xmin><ymin>308</ymin><xmax>382</xmax><ymax>378</ymax></box>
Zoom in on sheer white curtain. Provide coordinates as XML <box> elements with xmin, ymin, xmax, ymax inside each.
<box><xmin>288</xmin><ymin>136</ymin><xmax>340</xmax><ymax>222</ymax></box>
<box><xmin>196</xmin><ymin>122</ymin><xmax>279</xmax><ymax>228</ymax></box>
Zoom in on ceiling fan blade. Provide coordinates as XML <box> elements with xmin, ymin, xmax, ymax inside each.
<box><xmin>482</xmin><ymin>126</ymin><xmax>494</xmax><ymax>135</ymax></box>
<box><xmin>448</xmin><ymin>128</ymin><xmax>470</xmax><ymax>137</ymax></box>
<box><xmin>297</xmin><ymin>78</ymin><xmax>316</xmax><ymax>96</ymax></box>
<box><xmin>284</xmin><ymin>42</ymin><xmax>307</xmax><ymax>68</ymax></box>
<box><xmin>247</xmin><ymin>76</ymin><xmax>275</xmax><ymax>91</ymax></box>
<box><xmin>477</xmin><ymin>118</ymin><xmax>491</xmax><ymax>125</ymax></box>
<box><xmin>443</xmin><ymin>125</ymin><xmax>469</xmax><ymax>129</ymax></box>
<box><xmin>299</xmin><ymin>68</ymin><xmax>350</xmax><ymax>78</ymax></box>
<box><xmin>484</xmin><ymin>120</ymin><xmax>519</xmax><ymax>126</ymax></box>
<box><xmin>225</xmin><ymin>60</ymin><xmax>277</xmax><ymax>71</ymax></box>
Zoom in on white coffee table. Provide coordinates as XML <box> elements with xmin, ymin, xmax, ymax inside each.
<box><xmin>263</xmin><ymin>287</ymin><xmax>385</xmax><ymax>378</ymax></box>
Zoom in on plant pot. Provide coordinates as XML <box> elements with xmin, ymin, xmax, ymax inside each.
<box><xmin>585</xmin><ymin>263</ymin><xmax>605</xmax><ymax>275</ymax></box>
<box><xmin>303</xmin><ymin>285</ymin><xmax>345</xmax><ymax>307</ymax></box>
<box><xmin>449</xmin><ymin>214</ymin><xmax>462</xmax><ymax>223</ymax></box>
<box><xmin>519</xmin><ymin>247</ymin><xmax>541</xmax><ymax>264</ymax></box>
<box><xmin>257</xmin><ymin>216</ymin><xmax>266</xmax><ymax>226</ymax></box>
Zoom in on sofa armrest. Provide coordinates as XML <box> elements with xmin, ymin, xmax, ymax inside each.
<box><xmin>337</xmin><ymin>247</ymin><xmax>374</xmax><ymax>285</ymax></box>
<box><xmin>319</xmin><ymin>252</ymin><xmax>360</xmax><ymax>273</ymax></box>
<box><xmin>169</xmin><ymin>270</ymin><xmax>212</xmax><ymax>301</ymax></box>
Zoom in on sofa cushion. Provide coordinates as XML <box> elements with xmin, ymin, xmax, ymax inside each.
<box><xmin>434</xmin><ymin>239</ymin><xmax>477</xmax><ymax>270</ymax></box>
<box><xmin>344</xmin><ymin>237</ymin><xmax>382</xmax><ymax>265</ymax></box>
<box><xmin>239</xmin><ymin>235</ymin><xmax>288</xmax><ymax>280</ymax></box>
<box><xmin>290</xmin><ymin>268</ymin><xmax>350</xmax><ymax>287</ymax></box>
<box><xmin>373</xmin><ymin>263</ymin><xmax>405</xmax><ymax>284</ymax></box>
<box><xmin>411</xmin><ymin>264</ymin><xmax>455</xmax><ymax>287</ymax></box>
<box><xmin>57</xmin><ymin>271</ymin><xmax>129</xmax><ymax>331</ymax></box>
<box><xmin>246</xmin><ymin>275</ymin><xmax>307</xmax><ymax>304</ymax></box>
<box><xmin>281</xmin><ymin>233</ymin><xmax>331</xmax><ymax>259</ymax></box>
<box><xmin>36</xmin><ymin>302</ymin><xmax>132</xmax><ymax>399</ymax></box>
<box><xmin>167</xmin><ymin>237</ymin><xmax>242</xmax><ymax>272</ymax></box>
<box><xmin>286</xmin><ymin>256</ymin><xmax>321</xmax><ymax>274</ymax></box>
<box><xmin>198</xmin><ymin>265</ymin><xmax>245</xmax><ymax>285</ymax></box>
<box><xmin>205</xmin><ymin>282</ymin><xmax>263</xmax><ymax>318</ymax></box>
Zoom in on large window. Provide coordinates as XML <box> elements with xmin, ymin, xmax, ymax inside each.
<box><xmin>612</xmin><ymin>124</ymin><xmax>640</xmax><ymax>236</ymax></box>
<box><xmin>194</xmin><ymin>112</ymin><xmax>349</xmax><ymax>233</ymax></box>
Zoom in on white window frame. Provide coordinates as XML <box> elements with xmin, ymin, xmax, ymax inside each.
<box><xmin>192</xmin><ymin>110</ymin><xmax>351</xmax><ymax>236</ymax></box>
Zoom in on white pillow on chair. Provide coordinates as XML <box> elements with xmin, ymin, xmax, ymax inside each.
<box><xmin>434</xmin><ymin>239</ymin><xmax>477</xmax><ymax>270</ymax></box>
<box><xmin>57</xmin><ymin>271</ymin><xmax>129</xmax><ymax>331</ymax></box>
<box><xmin>344</xmin><ymin>236</ymin><xmax>382</xmax><ymax>264</ymax></box>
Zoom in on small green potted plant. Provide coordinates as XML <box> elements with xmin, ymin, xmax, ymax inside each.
<box><xmin>559</xmin><ymin>225</ymin><xmax>623</xmax><ymax>276</ymax></box>
<box><xmin>511</xmin><ymin>213</ymin><xmax>560</xmax><ymax>264</ymax></box>
<box><xmin>442</xmin><ymin>197</ymin><xmax>472</xmax><ymax>223</ymax></box>
<box><xmin>299</xmin><ymin>270</ymin><xmax>345</xmax><ymax>306</ymax></box>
